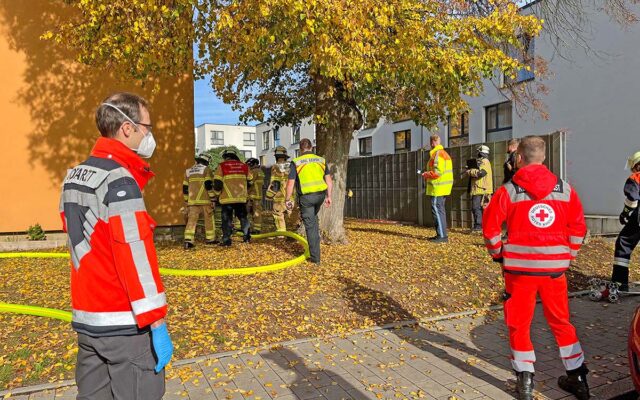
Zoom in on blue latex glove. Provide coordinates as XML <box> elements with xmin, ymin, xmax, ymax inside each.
<box><xmin>151</xmin><ymin>322</ymin><xmax>173</xmax><ymax>373</ymax></box>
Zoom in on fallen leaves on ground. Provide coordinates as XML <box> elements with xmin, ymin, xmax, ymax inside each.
<box><xmin>0</xmin><ymin>221</ymin><xmax>627</xmax><ymax>389</ymax></box>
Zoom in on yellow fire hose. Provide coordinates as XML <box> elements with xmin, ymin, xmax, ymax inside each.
<box><xmin>0</xmin><ymin>302</ymin><xmax>72</xmax><ymax>322</ymax></box>
<box><xmin>0</xmin><ymin>231</ymin><xmax>309</xmax><ymax>320</ymax></box>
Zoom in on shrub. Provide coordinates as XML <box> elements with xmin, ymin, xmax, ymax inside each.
<box><xmin>26</xmin><ymin>223</ymin><xmax>46</xmax><ymax>241</ymax></box>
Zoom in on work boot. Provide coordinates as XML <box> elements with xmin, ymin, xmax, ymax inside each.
<box><xmin>430</xmin><ymin>236</ymin><xmax>449</xmax><ymax>243</ymax></box>
<box><xmin>219</xmin><ymin>239</ymin><xmax>232</xmax><ymax>247</ymax></box>
<box><xmin>183</xmin><ymin>242</ymin><xmax>195</xmax><ymax>250</ymax></box>
<box><xmin>243</xmin><ymin>234</ymin><xmax>251</xmax><ymax>243</ymax></box>
<box><xmin>205</xmin><ymin>239</ymin><xmax>219</xmax><ymax>245</ymax></box>
<box><xmin>515</xmin><ymin>371</ymin><xmax>534</xmax><ymax>400</ymax></box>
<box><xmin>558</xmin><ymin>365</ymin><xmax>590</xmax><ymax>400</ymax></box>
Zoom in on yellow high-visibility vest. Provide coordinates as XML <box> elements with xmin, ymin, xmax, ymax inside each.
<box><xmin>426</xmin><ymin>145</ymin><xmax>454</xmax><ymax>196</ymax></box>
<box><xmin>293</xmin><ymin>153</ymin><xmax>328</xmax><ymax>195</ymax></box>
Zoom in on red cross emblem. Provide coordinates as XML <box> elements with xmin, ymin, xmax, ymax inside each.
<box><xmin>535</xmin><ymin>209</ymin><xmax>550</xmax><ymax>222</ymax></box>
<box><xmin>529</xmin><ymin>204</ymin><xmax>555</xmax><ymax>228</ymax></box>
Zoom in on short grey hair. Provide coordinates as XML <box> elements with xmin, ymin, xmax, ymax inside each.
<box><xmin>95</xmin><ymin>92</ymin><xmax>148</xmax><ymax>138</ymax></box>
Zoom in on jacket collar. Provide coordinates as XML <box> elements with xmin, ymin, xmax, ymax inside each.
<box><xmin>430</xmin><ymin>145</ymin><xmax>444</xmax><ymax>155</ymax></box>
<box><xmin>90</xmin><ymin>137</ymin><xmax>155</xmax><ymax>189</ymax></box>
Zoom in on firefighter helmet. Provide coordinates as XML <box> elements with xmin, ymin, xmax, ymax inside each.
<box><xmin>477</xmin><ymin>145</ymin><xmax>490</xmax><ymax>155</ymax></box>
<box><xmin>628</xmin><ymin>151</ymin><xmax>640</xmax><ymax>171</ymax></box>
<box><xmin>222</xmin><ymin>148</ymin><xmax>240</xmax><ymax>160</ymax></box>
<box><xmin>274</xmin><ymin>146</ymin><xmax>290</xmax><ymax>159</ymax></box>
<box><xmin>195</xmin><ymin>153</ymin><xmax>212</xmax><ymax>165</ymax></box>
<box><xmin>246</xmin><ymin>157</ymin><xmax>260</xmax><ymax>168</ymax></box>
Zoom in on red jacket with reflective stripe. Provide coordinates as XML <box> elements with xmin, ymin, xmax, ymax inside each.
<box><xmin>482</xmin><ymin>164</ymin><xmax>586</xmax><ymax>276</ymax></box>
<box><xmin>59</xmin><ymin>137</ymin><xmax>167</xmax><ymax>336</ymax></box>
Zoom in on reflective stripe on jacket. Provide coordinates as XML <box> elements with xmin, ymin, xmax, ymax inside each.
<box><xmin>424</xmin><ymin>145</ymin><xmax>453</xmax><ymax>196</ymax></box>
<box><xmin>59</xmin><ymin>137</ymin><xmax>167</xmax><ymax>337</ymax></box>
<box><xmin>482</xmin><ymin>165</ymin><xmax>586</xmax><ymax>276</ymax></box>
<box><xmin>249</xmin><ymin>166</ymin><xmax>264</xmax><ymax>200</ymax></box>
<box><xmin>184</xmin><ymin>163</ymin><xmax>215</xmax><ymax>205</ymax></box>
<box><xmin>214</xmin><ymin>160</ymin><xmax>254</xmax><ymax>204</ymax></box>
<box><xmin>293</xmin><ymin>153</ymin><xmax>328</xmax><ymax>195</ymax></box>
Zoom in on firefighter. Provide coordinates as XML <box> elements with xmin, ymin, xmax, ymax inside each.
<box><xmin>267</xmin><ymin>146</ymin><xmax>298</xmax><ymax>231</ymax></box>
<box><xmin>213</xmin><ymin>148</ymin><xmax>254</xmax><ymax>246</ymax></box>
<box><xmin>246</xmin><ymin>158</ymin><xmax>264</xmax><ymax>233</ymax></box>
<box><xmin>60</xmin><ymin>93</ymin><xmax>172</xmax><ymax>399</ymax></box>
<box><xmin>421</xmin><ymin>134</ymin><xmax>453</xmax><ymax>243</ymax></box>
<box><xmin>466</xmin><ymin>144</ymin><xmax>493</xmax><ymax>232</ymax></box>
<box><xmin>183</xmin><ymin>153</ymin><xmax>217</xmax><ymax>249</ymax></box>
<box><xmin>285</xmin><ymin>139</ymin><xmax>333</xmax><ymax>265</ymax></box>
<box><xmin>609</xmin><ymin>150</ymin><xmax>640</xmax><ymax>292</ymax></box>
<box><xmin>504</xmin><ymin>138</ymin><xmax>520</xmax><ymax>184</ymax></box>
<box><xmin>483</xmin><ymin>136</ymin><xmax>589</xmax><ymax>400</ymax></box>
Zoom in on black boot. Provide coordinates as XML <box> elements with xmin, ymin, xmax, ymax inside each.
<box><xmin>219</xmin><ymin>239</ymin><xmax>232</xmax><ymax>247</ymax></box>
<box><xmin>205</xmin><ymin>239</ymin><xmax>219</xmax><ymax>245</ymax></box>
<box><xmin>515</xmin><ymin>371</ymin><xmax>534</xmax><ymax>400</ymax></box>
<box><xmin>183</xmin><ymin>241</ymin><xmax>195</xmax><ymax>250</ymax></box>
<box><xmin>243</xmin><ymin>234</ymin><xmax>251</xmax><ymax>243</ymax></box>
<box><xmin>558</xmin><ymin>365</ymin><xmax>590</xmax><ymax>400</ymax></box>
<box><xmin>612</xmin><ymin>265</ymin><xmax>629</xmax><ymax>290</ymax></box>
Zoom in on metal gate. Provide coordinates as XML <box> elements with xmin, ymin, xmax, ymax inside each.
<box><xmin>345</xmin><ymin>131</ymin><xmax>566</xmax><ymax>228</ymax></box>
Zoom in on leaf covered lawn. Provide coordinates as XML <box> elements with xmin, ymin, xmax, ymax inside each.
<box><xmin>0</xmin><ymin>220</ymin><xmax>626</xmax><ymax>389</ymax></box>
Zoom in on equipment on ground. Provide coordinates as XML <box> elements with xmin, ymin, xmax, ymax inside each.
<box><xmin>588</xmin><ymin>278</ymin><xmax>640</xmax><ymax>303</ymax></box>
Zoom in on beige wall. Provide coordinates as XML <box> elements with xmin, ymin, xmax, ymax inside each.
<box><xmin>0</xmin><ymin>1</ymin><xmax>194</xmax><ymax>232</ymax></box>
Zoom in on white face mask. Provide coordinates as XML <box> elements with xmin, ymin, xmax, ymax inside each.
<box><xmin>102</xmin><ymin>102</ymin><xmax>157</xmax><ymax>158</ymax></box>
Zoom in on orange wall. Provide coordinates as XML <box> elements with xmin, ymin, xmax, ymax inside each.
<box><xmin>0</xmin><ymin>1</ymin><xmax>194</xmax><ymax>232</ymax></box>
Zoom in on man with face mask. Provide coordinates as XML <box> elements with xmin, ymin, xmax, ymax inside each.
<box><xmin>59</xmin><ymin>93</ymin><xmax>172</xmax><ymax>400</ymax></box>
<box><xmin>267</xmin><ymin>146</ymin><xmax>298</xmax><ymax>231</ymax></box>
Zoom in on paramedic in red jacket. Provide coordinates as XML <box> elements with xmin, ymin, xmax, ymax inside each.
<box><xmin>483</xmin><ymin>136</ymin><xmax>589</xmax><ymax>400</ymax></box>
<box><xmin>59</xmin><ymin>93</ymin><xmax>172</xmax><ymax>400</ymax></box>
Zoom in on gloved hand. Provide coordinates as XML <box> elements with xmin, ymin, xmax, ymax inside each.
<box><xmin>151</xmin><ymin>322</ymin><xmax>173</xmax><ymax>373</ymax></box>
<box><xmin>620</xmin><ymin>206</ymin><xmax>634</xmax><ymax>225</ymax></box>
<box><xmin>286</xmin><ymin>200</ymin><xmax>294</xmax><ymax>211</ymax></box>
<box><xmin>492</xmin><ymin>257</ymin><xmax>504</xmax><ymax>264</ymax></box>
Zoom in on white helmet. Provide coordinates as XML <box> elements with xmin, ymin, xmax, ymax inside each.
<box><xmin>477</xmin><ymin>145</ymin><xmax>490</xmax><ymax>155</ymax></box>
<box><xmin>627</xmin><ymin>151</ymin><xmax>640</xmax><ymax>171</ymax></box>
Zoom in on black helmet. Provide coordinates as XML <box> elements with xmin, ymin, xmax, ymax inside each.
<box><xmin>195</xmin><ymin>153</ymin><xmax>212</xmax><ymax>166</ymax></box>
<box><xmin>246</xmin><ymin>157</ymin><xmax>260</xmax><ymax>168</ymax></box>
<box><xmin>222</xmin><ymin>148</ymin><xmax>240</xmax><ymax>161</ymax></box>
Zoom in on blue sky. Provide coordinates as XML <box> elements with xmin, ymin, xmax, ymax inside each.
<box><xmin>193</xmin><ymin>77</ymin><xmax>250</xmax><ymax>127</ymax></box>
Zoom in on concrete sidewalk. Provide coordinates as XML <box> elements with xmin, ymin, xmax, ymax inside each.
<box><xmin>3</xmin><ymin>296</ymin><xmax>638</xmax><ymax>399</ymax></box>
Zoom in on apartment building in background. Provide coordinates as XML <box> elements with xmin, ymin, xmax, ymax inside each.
<box><xmin>195</xmin><ymin>123</ymin><xmax>257</xmax><ymax>159</ymax></box>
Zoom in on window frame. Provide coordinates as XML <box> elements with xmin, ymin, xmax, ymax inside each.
<box><xmin>485</xmin><ymin>102</ymin><xmax>513</xmax><ymax>141</ymax></box>
<box><xmin>393</xmin><ymin>129</ymin><xmax>412</xmax><ymax>153</ymax></box>
<box><xmin>273</xmin><ymin>127</ymin><xmax>281</xmax><ymax>147</ymax></box>
<box><xmin>262</xmin><ymin>130</ymin><xmax>271</xmax><ymax>150</ymax></box>
<box><xmin>447</xmin><ymin>112</ymin><xmax>470</xmax><ymax>147</ymax></box>
<box><xmin>243</xmin><ymin>131</ymin><xmax>256</xmax><ymax>146</ymax></box>
<box><xmin>291</xmin><ymin>125</ymin><xmax>301</xmax><ymax>144</ymax></box>
<box><xmin>210</xmin><ymin>130</ymin><xmax>224</xmax><ymax>146</ymax></box>
<box><xmin>242</xmin><ymin>150</ymin><xmax>252</xmax><ymax>159</ymax></box>
<box><xmin>359</xmin><ymin>137</ymin><xmax>373</xmax><ymax>156</ymax></box>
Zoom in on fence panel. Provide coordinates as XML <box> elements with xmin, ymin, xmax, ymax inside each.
<box><xmin>345</xmin><ymin>131</ymin><xmax>565</xmax><ymax>228</ymax></box>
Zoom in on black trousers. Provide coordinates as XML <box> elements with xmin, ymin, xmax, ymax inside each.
<box><xmin>221</xmin><ymin>203</ymin><xmax>250</xmax><ymax>242</ymax></box>
<box><xmin>612</xmin><ymin>210</ymin><xmax>640</xmax><ymax>285</ymax></box>
<box><xmin>471</xmin><ymin>195</ymin><xmax>484</xmax><ymax>229</ymax></box>
<box><xmin>299</xmin><ymin>191</ymin><xmax>326</xmax><ymax>263</ymax></box>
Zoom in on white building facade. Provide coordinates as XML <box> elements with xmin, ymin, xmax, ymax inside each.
<box><xmin>194</xmin><ymin>123</ymin><xmax>257</xmax><ymax>159</ymax></box>
<box><xmin>255</xmin><ymin>119</ymin><xmax>316</xmax><ymax>166</ymax></box>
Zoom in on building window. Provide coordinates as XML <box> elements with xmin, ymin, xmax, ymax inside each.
<box><xmin>359</xmin><ymin>137</ymin><xmax>373</xmax><ymax>156</ymax></box>
<box><xmin>260</xmin><ymin>155</ymin><xmax>267</xmax><ymax>166</ymax></box>
<box><xmin>448</xmin><ymin>112</ymin><xmax>469</xmax><ymax>147</ymax></box>
<box><xmin>394</xmin><ymin>129</ymin><xmax>411</xmax><ymax>153</ymax></box>
<box><xmin>242</xmin><ymin>150</ymin><xmax>252</xmax><ymax>159</ymax></box>
<box><xmin>210</xmin><ymin>130</ymin><xmax>224</xmax><ymax>146</ymax></box>
<box><xmin>505</xmin><ymin>35</ymin><xmax>535</xmax><ymax>84</ymax></box>
<box><xmin>243</xmin><ymin>132</ymin><xmax>256</xmax><ymax>146</ymax></box>
<box><xmin>262</xmin><ymin>131</ymin><xmax>270</xmax><ymax>150</ymax></box>
<box><xmin>485</xmin><ymin>102</ymin><xmax>513</xmax><ymax>142</ymax></box>
<box><xmin>274</xmin><ymin>127</ymin><xmax>280</xmax><ymax>147</ymax></box>
<box><xmin>294</xmin><ymin>149</ymin><xmax>300</xmax><ymax>158</ymax></box>
<box><xmin>292</xmin><ymin>125</ymin><xmax>301</xmax><ymax>144</ymax></box>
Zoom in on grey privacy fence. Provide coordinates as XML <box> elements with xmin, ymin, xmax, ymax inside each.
<box><xmin>345</xmin><ymin>131</ymin><xmax>566</xmax><ymax>229</ymax></box>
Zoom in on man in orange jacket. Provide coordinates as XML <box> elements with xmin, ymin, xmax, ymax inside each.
<box><xmin>483</xmin><ymin>136</ymin><xmax>588</xmax><ymax>400</ymax></box>
<box><xmin>60</xmin><ymin>93</ymin><xmax>172</xmax><ymax>400</ymax></box>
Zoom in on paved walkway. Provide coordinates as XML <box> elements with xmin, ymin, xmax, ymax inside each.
<box><xmin>3</xmin><ymin>296</ymin><xmax>638</xmax><ymax>400</ymax></box>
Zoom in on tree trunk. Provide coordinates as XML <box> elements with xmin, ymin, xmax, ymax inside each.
<box><xmin>313</xmin><ymin>75</ymin><xmax>363</xmax><ymax>244</ymax></box>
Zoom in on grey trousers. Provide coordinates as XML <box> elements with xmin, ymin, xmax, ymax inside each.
<box><xmin>76</xmin><ymin>332</ymin><xmax>165</xmax><ymax>400</ymax></box>
<box><xmin>299</xmin><ymin>191</ymin><xmax>326</xmax><ymax>263</ymax></box>
<box><xmin>471</xmin><ymin>195</ymin><xmax>484</xmax><ymax>229</ymax></box>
